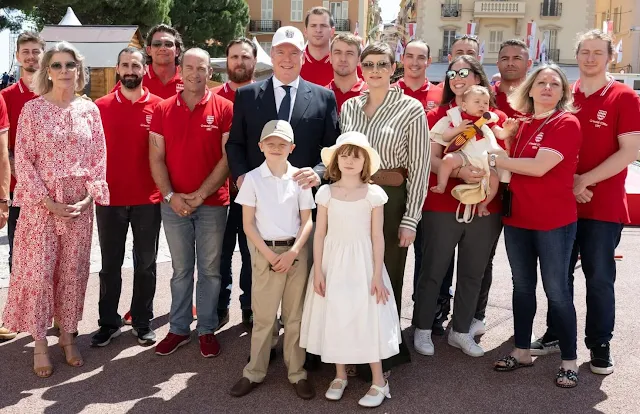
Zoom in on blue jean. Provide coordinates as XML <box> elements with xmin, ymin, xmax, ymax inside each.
<box><xmin>218</xmin><ymin>198</ymin><xmax>251</xmax><ymax>311</ymax></box>
<box><xmin>545</xmin><ymin>219</ymin><xmax>623</xmax><ymax>349</ymax></box>
<box><xmin>505</xmin><ymin>223</ymin><xmax>577</xmax><ymax>360</ymax></box>
<box><xmin>161</xmin><ymin>204</ymin><xmax>227</xmax><ymax>336</ymax></box>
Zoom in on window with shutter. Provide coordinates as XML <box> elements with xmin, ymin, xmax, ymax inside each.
<box><xmin>291</xmin><ymin>0</ymin><xmax>303</xmax><ymax>22</ymax></box>
<box><xmin>489</xmin><ymin>30</ymin><xmax>503</xmax><ymax>53</ymax></box>
<box><xmin>261</xmin><ymin>0</ymin><xmax>273</xmax><ymax>20</ymax></box>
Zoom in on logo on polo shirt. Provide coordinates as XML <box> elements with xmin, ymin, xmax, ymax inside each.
<box><xmin>176</xmin><ymin>83</ymin><xmax>184</xmax><ymax>92</ymax></box>
<box><xmin>590</xmin><ymin>109</ymin><xmax>609</xmax><ymax>128</ymax></box>
<box><xmin>427</xmin><ymin>101</ymin><xmax>436</xmax><ymax>110</ymax></box>
<box><xmin>146</xmin><ymin>115</ymin><xmax>152</xmax><ymax>124</ymax></box>
<box><xmin>206</xmin><ymin>115</ymin><xmax>214</xmax><ymax>125</ymax></box>
<box><xmin>201</xmin><ymin>114</ymin><xmax>218</xmax><ymax>131</ymax></box>
<box><xmin>535</xmin><ymin>132</ymin><xmax>544</xmax><ymax>143</ymax></box>
<box><xmin>140</xmin><ymin>113</ymin><xmax>153</xmax><ymax>129</ymax></box>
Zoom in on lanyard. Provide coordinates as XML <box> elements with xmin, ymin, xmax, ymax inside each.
<box><xmin>512</xmin><ymin>111</ymin><xmax>557</xmax><ymax>159</ymax></box>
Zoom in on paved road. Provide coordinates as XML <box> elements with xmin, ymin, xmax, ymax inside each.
<box><xmin>1</xmin><ymin>224</ymin><xmax>640</xmax><ymax>413</ymax></box>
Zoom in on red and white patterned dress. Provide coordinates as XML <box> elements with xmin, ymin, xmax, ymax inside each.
<box><xmin>2</xmin><ymin>96</ymin><xmax>109</xmax><ymax>340</ymax></box>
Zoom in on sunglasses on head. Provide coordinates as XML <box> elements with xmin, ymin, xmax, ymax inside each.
<box><xmin>446</xmin><ymin>68</ymin><xmax>471</xmax><ymax>80</ymax></box>
<box><xmin>454</xmin><ymin>34</ymin><xmax>479</xmax><ymax>40</ymax></box>
<box><xmin>361</xmin><ymin>61</ymin><xmax>391</xmax><ymax>71</ymax></box>
<box><xmin>49</xmin><ymin>61</ymin><xmax>78</xmax><ymax>71</ymax></box>
<box><xmin>151</xmin><ymin>40</ymin><xmax>175</xmax><ymax>48</ymax></box>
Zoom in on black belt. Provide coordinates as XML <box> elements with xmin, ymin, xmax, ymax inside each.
<box><xmin>264</xmin><ymin>239</ymin><xmax>295</xmax><ymax>247</ymax></box>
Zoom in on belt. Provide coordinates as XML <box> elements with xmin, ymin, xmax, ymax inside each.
<box><xmin>264</xmin><ymin>239</ymin><xmax>296</xmax><ymax>247</ymax></box>
<box><xmin>371</xmin><ymin>168</ymin><xmax>408</xmax><ymax>187</ymax></box>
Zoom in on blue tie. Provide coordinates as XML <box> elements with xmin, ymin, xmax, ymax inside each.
<box><xmin>278</xmin><ymin>85</ymin><xmax>291</xmax><ymax>121</ymax></box>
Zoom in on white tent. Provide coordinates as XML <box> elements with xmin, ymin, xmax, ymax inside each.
<box><xmin>210</xmin><ymin>37</ymin><xmax>273</xmax><ymax>76</ymax></box>
<box><xmin>59</xmin><ymin>7</ymin><xmax>82</xmax><ymax>26</ymax></box>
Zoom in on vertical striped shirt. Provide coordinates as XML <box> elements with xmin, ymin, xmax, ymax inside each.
<box><xmin>340</xmin><ymin>86</ymin><xmax>430</xmax><ymax>230</ymax></box>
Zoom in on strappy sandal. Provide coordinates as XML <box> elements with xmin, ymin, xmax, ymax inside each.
<box><xmin>33</xmin><ymin>350</ymin><xmax>53</xmax><ymax>378</ymax></box>
<box><xmin>59</xmin><ymin>340</ymin><xmax>84</xmax><ymax>367</ymax></box>
<box><xmin>555</xmin><ymin>368</ymin><xmax>578</xmax><ymax>388</ymax></box>
<box><xmin>345</xmin><ymin>364</ymin><xmax>358</xmax><ymax>377</ymax></box>
<box><xmin>494</xmin><ymin>355</ymin><xmax>534</xmax><ymax>372</ymax></box>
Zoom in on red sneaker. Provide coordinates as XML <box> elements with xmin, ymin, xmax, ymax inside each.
<box><xmin>155</xmin><ymin>333</ymin><xmax>191</xmax><ymax>356</ymax></box>
<box><xmin>123</xmin><ymin>311</ymin><xmax>132</xmax><ymax>325</ymax></box>
<box><xmin>199</xmin><ymin>333</ymin><xmax>221</xmax><ymax>358</ymax></box>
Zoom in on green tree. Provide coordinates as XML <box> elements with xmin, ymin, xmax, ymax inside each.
<box><xmin>1</xmin><ymin>1</ymin><xmax>39</xmax><ymax>32</ymax></box>
<box><xmin>170</xmin><ymin>0</ymin><xmax>250</xmax><ymax>58</ymax></box>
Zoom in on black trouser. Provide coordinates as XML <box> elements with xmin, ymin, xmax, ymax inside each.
<box><xmin>7</xmin><ymin>192</ymin><xmax>20</xmax><ymax>272</ymax></box>
<box><xmin>96</xmin><ymin>204</ymin><xmax>162</xmax><ymax>330</ymax></box>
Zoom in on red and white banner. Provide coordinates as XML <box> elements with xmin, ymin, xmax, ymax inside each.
<box><xmin>406</xmin><ymin>23</ymin><xmax>417</xmax><ymax>40</ymax></box>
<box><xmin>466</xmin><ymin>22</ymin><xmax>476</xmax><ymax>36</ymax></box>
<box><xmin>526</xmin><ymin>21</ymin><xmax>537</xmax><ymax>60</ymax></box>
<box><xmin>602</xmin><ymin>20</ymin><xmax>613</xmax><ymax>34</ymax></box>
<box><xmin>354</xmin><ymin>21</ymin><xmax>359</xmax><ymax>37</ymax></box>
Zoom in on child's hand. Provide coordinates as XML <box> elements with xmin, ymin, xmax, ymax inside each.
<box><xmin>271</xmin><ymin>250</ymin><xmax>298</xmax><ymax>273</ymax></box>
<box><xmin>313</xmin><ymin>272</ymin><xmax>326</xmax><ymax>297</ymax></box>
<box><xmin>370</xmin><ymin>277</ymin><xmax>390</xmax><ymax>305</ymax></box>
<box><xmin>503</xmin><ymin>118</ymin><xmax>519</xmax><ymax>135</ymax></box>
<box><xmin>453</xmin><ymin>120</ymin><xmax>473</xmax><ymax>134</ymax></box>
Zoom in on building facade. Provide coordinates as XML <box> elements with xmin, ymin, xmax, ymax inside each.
<box><xmin>416</xmin><ymin>0</ymin><xmax>596</xmax><ymax>64</ymax></box>
<box><xmin>595</xmin><ymin>0</ymin><xmax>640</xmax><ymax>73</ymax></box>
<box><xmin>245</xmin><ymin>0</ymin><xmax>370</xmax><ymax>54</ymax></box>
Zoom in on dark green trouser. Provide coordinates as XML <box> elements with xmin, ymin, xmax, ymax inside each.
<box><xmin>358</xmin><ymin>183</ymin><xmax>411</xmax><ymax>379</ymax></box>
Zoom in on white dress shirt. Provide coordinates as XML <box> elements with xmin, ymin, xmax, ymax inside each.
<box><xmin>272</xmin><ymin>76</ymin><xmax>299</xmax><ymax>122</ymax></box>
<box><xmin>235</xmin><ymin>161</ymin><xmax>316</xmax><ymax>240</ymax></box>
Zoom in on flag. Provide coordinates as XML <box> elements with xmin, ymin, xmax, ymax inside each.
<box><xmin>395</xmin><ymin>39</ymin><xmax>404</xmax><ymax>61</ymax></box>
<box><xmin>466</xmin><ymin>21</ymin><xmax>476</xmax><ymax>36</ymax></box>
<box><xmin>526</xmin><ymin>21</ymin><xmax>537</xmax><ymax>60</ymax></box>
<box><xmin>540</xmin><ymin>32</ymin><xmax>549</xmax><ymax>63</ymax></box>
<box><xmin>479</xmin><ymin>40</ymin><xmax>485</xmax><ymax>64</ymax></box>
<box><xmin>615</xmin><ymin>40</ymin><xmax>623</xmax><ymax>63</ymax></box>
<box><xmin>406</xmin><ymin>23</ymin><xmax>417</xmax><ymax>40</ymax></box>
<box><xmin>535</xmin><ymin>38</ymin><xmax>541</xmax><ymax>62</ymax></box>
<box><xmin>354</xmin><ymin>21</ymin><xmax>359</xmax><ymax>37</ymax></box>
<box><xmin>602</xmin><ymin>20</ymin><xmax>613</xmax><ymax>34</ymax></box>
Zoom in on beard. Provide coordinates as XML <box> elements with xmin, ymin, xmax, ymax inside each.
<box><xmin>121</xmin><ymin>75</ymin><xmax>143</xmax><ymax>89</ymax></box>
<box><xmin>227</xmin><ymin>65</ymin><xmax>254</xmax><ymax>83</ymax></box>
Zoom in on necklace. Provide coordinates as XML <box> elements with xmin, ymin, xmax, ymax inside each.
<box><xmin>332</xmin><ymin>183</ymin><xmax>366</xmax><ymax>200</ymax></box>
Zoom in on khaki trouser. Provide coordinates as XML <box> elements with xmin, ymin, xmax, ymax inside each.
<box><xmin>243</xmin><ymin>243</ymin><xmax>309</xmax><ymax>384</ymax></box>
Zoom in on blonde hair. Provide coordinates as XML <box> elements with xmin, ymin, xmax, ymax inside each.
<box><xmin>575</xmin><ymin>29</ymin><xmax>614</xmax><ymax>57</ymax></box>
<box><xmin>462</xmin><ymin>85</ymin><xmax>490</xmax><ymax>100</ymax></box>
<box><xmin>324</xmin><ymin>144</ymin><xmax>373</xmax><ymax>183</ymax></box>
<box><xmin>33</xmin><ymin>41</ymin><xmax>88</xmax><ymax>96</ymax></box>
<box><xmin>508</xmin><ymin>64</ymin><xmax>576</xmax><ymax>115</ymax></box>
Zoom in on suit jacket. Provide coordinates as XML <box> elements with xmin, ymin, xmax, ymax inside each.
<box><xmin>226</xmin><ymin>76</ymin><xmax>339</xmax><ymax>180</ymax></box>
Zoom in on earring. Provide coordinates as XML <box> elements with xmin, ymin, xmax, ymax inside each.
<box><xmin>48</xmin><ymin>76</ymin><xmax>52</xmax><ymax>81</ymax></box>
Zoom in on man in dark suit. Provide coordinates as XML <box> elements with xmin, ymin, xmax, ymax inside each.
<box><xmin>226</xmin><ymin>25</ymin><xmax>339</xmax><ymax>387</ymax></box>
<box><xmin>226</xmin><ymin>25</ymin><xmax>339</xmax><ymax>190</ymax></box>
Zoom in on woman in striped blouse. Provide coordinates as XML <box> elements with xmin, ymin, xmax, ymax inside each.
<box><xmin>340</xmin><ymin>42</ymin><xmax>430</xmax><ymax>377</ymax></box>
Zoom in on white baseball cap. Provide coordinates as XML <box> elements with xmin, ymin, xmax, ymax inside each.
<box><xmin>272</xmin><ymin>26</ymin><xmax>305</xmax><ymax>51</ymax></box>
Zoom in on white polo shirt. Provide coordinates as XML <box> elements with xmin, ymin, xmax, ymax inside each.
<box><xmin>235</xmin><ymin>161</ymin><xmax>316</xmax><ymax>240</ymax></box>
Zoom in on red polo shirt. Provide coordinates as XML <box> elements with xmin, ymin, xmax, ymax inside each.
<box><xmin>95</xmin><ymin>87</ymin><xmax>163</xmax><ymax>206</ymax></box>
<box><xmin>301</xmin><ymin>48</ymin><xmax>334</xmax><ymax>86</ymax></box>
<box><xmin>150</xmin><ymin>90</ymin><xmax>232</xmax><ymax>206</ymax></box>
<box><xmin>0</xmin><ymin>95</ymin><xmax>8</xmax><ymax>133</ymax></box>
<box><xmin>423</xmin><ymin>102</ymin><xmax>506</xmax><ymax>213</ymax></box>
<box><xmin>572</xmin><ymin>78</ymin><xmax>640</xmax><ymax>224</ymax></box>
<box><xmin>326</xmin><ymin>78</ymin><xmax>368</xmax><ymax>114</ymax></box>
<box><xmin>110</xmin><ymin>65</ymin><xmax>183</xmax><ymax>99</ymax></box>
<box><xmin>0</xmin><ymin>79</ymin><xmax>38</xmax><ymax>192</ymax></box>
<box><xmin>503</xmin><ymin>111</ymin><xmax>582</xmax><ymax>230</ymax></box>
<box><xmin>211</xmin><ymin>82</ymin><xmax>236</xmax><ymax>103</ymax></box>
<box><xmin>493</xmin><ymin>81</ymin><xmax>525</xmax><ymax>119</ymax></box>
<box><xmin>393</xmin><ymin>78</ymin><xmax>443</xmax><ymax>111</ymax></box>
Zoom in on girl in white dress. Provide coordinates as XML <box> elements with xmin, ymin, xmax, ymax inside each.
<box><xmin>300</xmin><ymin>131</ymin><xmax>401</xmax><ymax>408</ymax></box>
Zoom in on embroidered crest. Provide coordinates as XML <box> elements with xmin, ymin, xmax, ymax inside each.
<box><xmin>597</xmin><ymin>110</ymin><xmax>607</xmax><ymax>121</ymax></box>
<box><xmin>535</xmin><ymin>132</ymin><xmax>544</xmax><ymax>143</ymax></box>
<box><xmin>285</xmin><ymin>30</ymin><xmax>294</xmax><ymax>38</ymax></box>
<box><xmin>206</xmin><ymin>115</ymin><xmax>215</xmax><ymax>125</ymax></box>
<box><xmin>426</xmin><ymin>101</ymin><xmax>436</xmax><ymax>110</ymax></box>
<box><xmin>176</xmin><ymin>83</ymin><xmax>184</xmax><ymax>92</ymax></box>
<box><xmin>146</xmin><ymin>115</ymin><xmax>152</xmax><ymax>124</ymax></box>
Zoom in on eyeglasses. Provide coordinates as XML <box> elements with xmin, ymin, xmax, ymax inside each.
<box><xmin>151</xmin><ymin>41</ymin><xmax>175</xmax><ymax>48</ymax></box>
<box><xmin>446</xmin><ymin>68</ymin><xmax>472</xmax><ymax>80</ymax></box>
<box><xmin>361</xmin><ymin>61</ymin><xmax>391</xmax><ymax>72</ymax></box>
<box><xmin>49</xmin><ymin>61</ymin><xmax>78</xmax><ymax>71</ymax></box>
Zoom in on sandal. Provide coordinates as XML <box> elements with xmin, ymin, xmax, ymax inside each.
<box><xmin>383</xmin><ymin>370</ymin><xmax>391</xmax><ymax>379</ymax></box>
<box><xmin>33</xmin><ymin>349</ymin><xmax>53</xmax><ymax>378</ymax></box>
<box><xmin>345</xmin><ymin>364</ymin><xmax>358</xmax><ymax>377</ymax></box>
<box><xmin>555</xmin><ymin>368</ymin><xmax>578</xmax><ymax>388</ymax></box>
<box><xmin>59</xmin><ymin>339</ymin><xmax>84</xmax><ymax>367</ymax></box>
<box><xmin>494</xmin><ymin>355</ymin><xmax>534</xmax><ymax>372</ymax></box>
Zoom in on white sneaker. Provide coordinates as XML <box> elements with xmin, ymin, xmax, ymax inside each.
<box><xmin>325</xmin><ymin>378</ymin><xmax>348</xmax><ymax>401</ymax></box>
<box><xmin>414</xmin><ymin>328</ymin><xmax>434</xmax><ymax>356</ymax></box>
<box><xmin>448</xmin><ymin>330</ymin><xmax>485</xmax><ymax>357</ymax></box>
<box><xmin>358</xmin><ymin>381</ymin><xmax>390</xmax><ymax>408</ymax></box>
<box><xmin>469</xmin><ymin>318</ymin><xmax>487</xmax><ymax>337</ymax></box>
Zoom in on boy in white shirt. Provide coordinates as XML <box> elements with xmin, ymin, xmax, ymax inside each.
<box><xmin>230</xmin><ymin>120</ymin><xmax>316</xmax><ymax>399</ymax></box>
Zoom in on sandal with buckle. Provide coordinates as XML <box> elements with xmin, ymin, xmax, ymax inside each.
<box><xmin>358</xmin><ymin>381</ymin><xmax>391</xmax><ymax>408</ymax></box>
<box><xmin>59</xmin><ymin>339</ymin><xmax>84</xmax><ymax>367</ymax></box>
<box><xmin>555</xmin><ymin>368</ymin><xmax>578</xmax><ymax>388</ymax></box>
<box><xmin>325</xmin><ymin>378</ymin><xmax>348</xmax><ymax>401</ymax></box>
<box><xmin>33</xmin><ymin>349</ymin><xmax>53</xmax><ymax>378</ymax></box>
<box><xmin>494</xmin><ymin>355</ymin><xmax>534</xmax><ymax>372</ymax></box>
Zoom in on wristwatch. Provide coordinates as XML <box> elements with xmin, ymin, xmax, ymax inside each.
<box><xmin>163</xmin><ymin>191</ymin><xmax>174</xmax><ymax>204</ymax></box>
<box><xmin>489</xmin><ymin>154</ymin><xmax>498</xmax><ymax>168</ymax></box>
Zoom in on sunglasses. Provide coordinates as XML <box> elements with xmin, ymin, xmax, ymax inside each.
<box><xmin>446</xmin><ymin>68</ymin><xmax>472</xmax><ymax>80</ymax></box>
<box><xmin>361</xmin><ymin>61</ymin><xmax>391</xmax><ymax>71</ymax></box>
<box><xmin>454</xmin><ymin>34</ymin><xmax>479</xmax><ymax>40</ymax></box>
<box><xmin>151</xmin><ymin>41</ymin><xmax>175</xmax><ymax>48</ymax></box>
<box><xmin>49</xmin><ymin>61</ymin><xmax>78</xmax><ymax>71</ymax></box>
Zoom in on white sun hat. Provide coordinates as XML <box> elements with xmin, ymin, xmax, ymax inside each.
<box><xmin>321</xmin><ymin>131</ymin><xmax>382</xmax><ymax>175</ymax></box>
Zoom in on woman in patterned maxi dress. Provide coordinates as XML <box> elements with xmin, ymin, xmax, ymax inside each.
<box><xmin>1</xmin><ymin>42</ymin><xmax>109</xmax><ymax>378</ymax></box>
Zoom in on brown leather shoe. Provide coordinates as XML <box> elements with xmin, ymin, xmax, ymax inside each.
<box><xmin>230</xmin><ymin>377</ymin><xmax>259</xmax><ymax>397</ymax></box>
<box><xmin>293</xmin><ymin>379</ymin><xmax>315</xmax><ymax>400</ymax></box>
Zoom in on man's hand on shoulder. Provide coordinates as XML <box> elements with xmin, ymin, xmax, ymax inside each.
<box><xmin>292</xmin><ymin>167</ymin><xmax>320</xmax><ymax>189</ymax></box>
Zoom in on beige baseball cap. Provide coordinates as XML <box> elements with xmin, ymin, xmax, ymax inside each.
<box><xmin>260</xmin><ymin>120</ymin><xmax>295</xmax><ymax>143</ymax></box>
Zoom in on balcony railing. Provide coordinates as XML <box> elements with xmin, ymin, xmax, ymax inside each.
<box><xmin>439</xmin><ymin>48</ymin><xmax>450</xmax><ymax>63</ymax></box>
<box><xmin>441</xmin><ymin>4</ymin><xmax>461</xmax><ymax>18</ymax></box>
<box><xmin>540</xmin><ymin>2</ymin><xmax>562</xmax><ymax>17</ymax></box>
<box><xmin>249</xmin><ymin>20</ymin><xmax>281</xmax><ymax>33</ymax></box>
<box><xmin>547</xmin><ymin>48</ymin><xmax>560</xmax><ymax>62</ymax></box>
<box><xmin>474</xmin><ymin>1</ymin><xmax>526</xmax><ymax>18</ymax></box>
<box><xmin>335</xmin><ymin>19</ymin><xmax>350</xmax><ymax>31</ymax></box>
